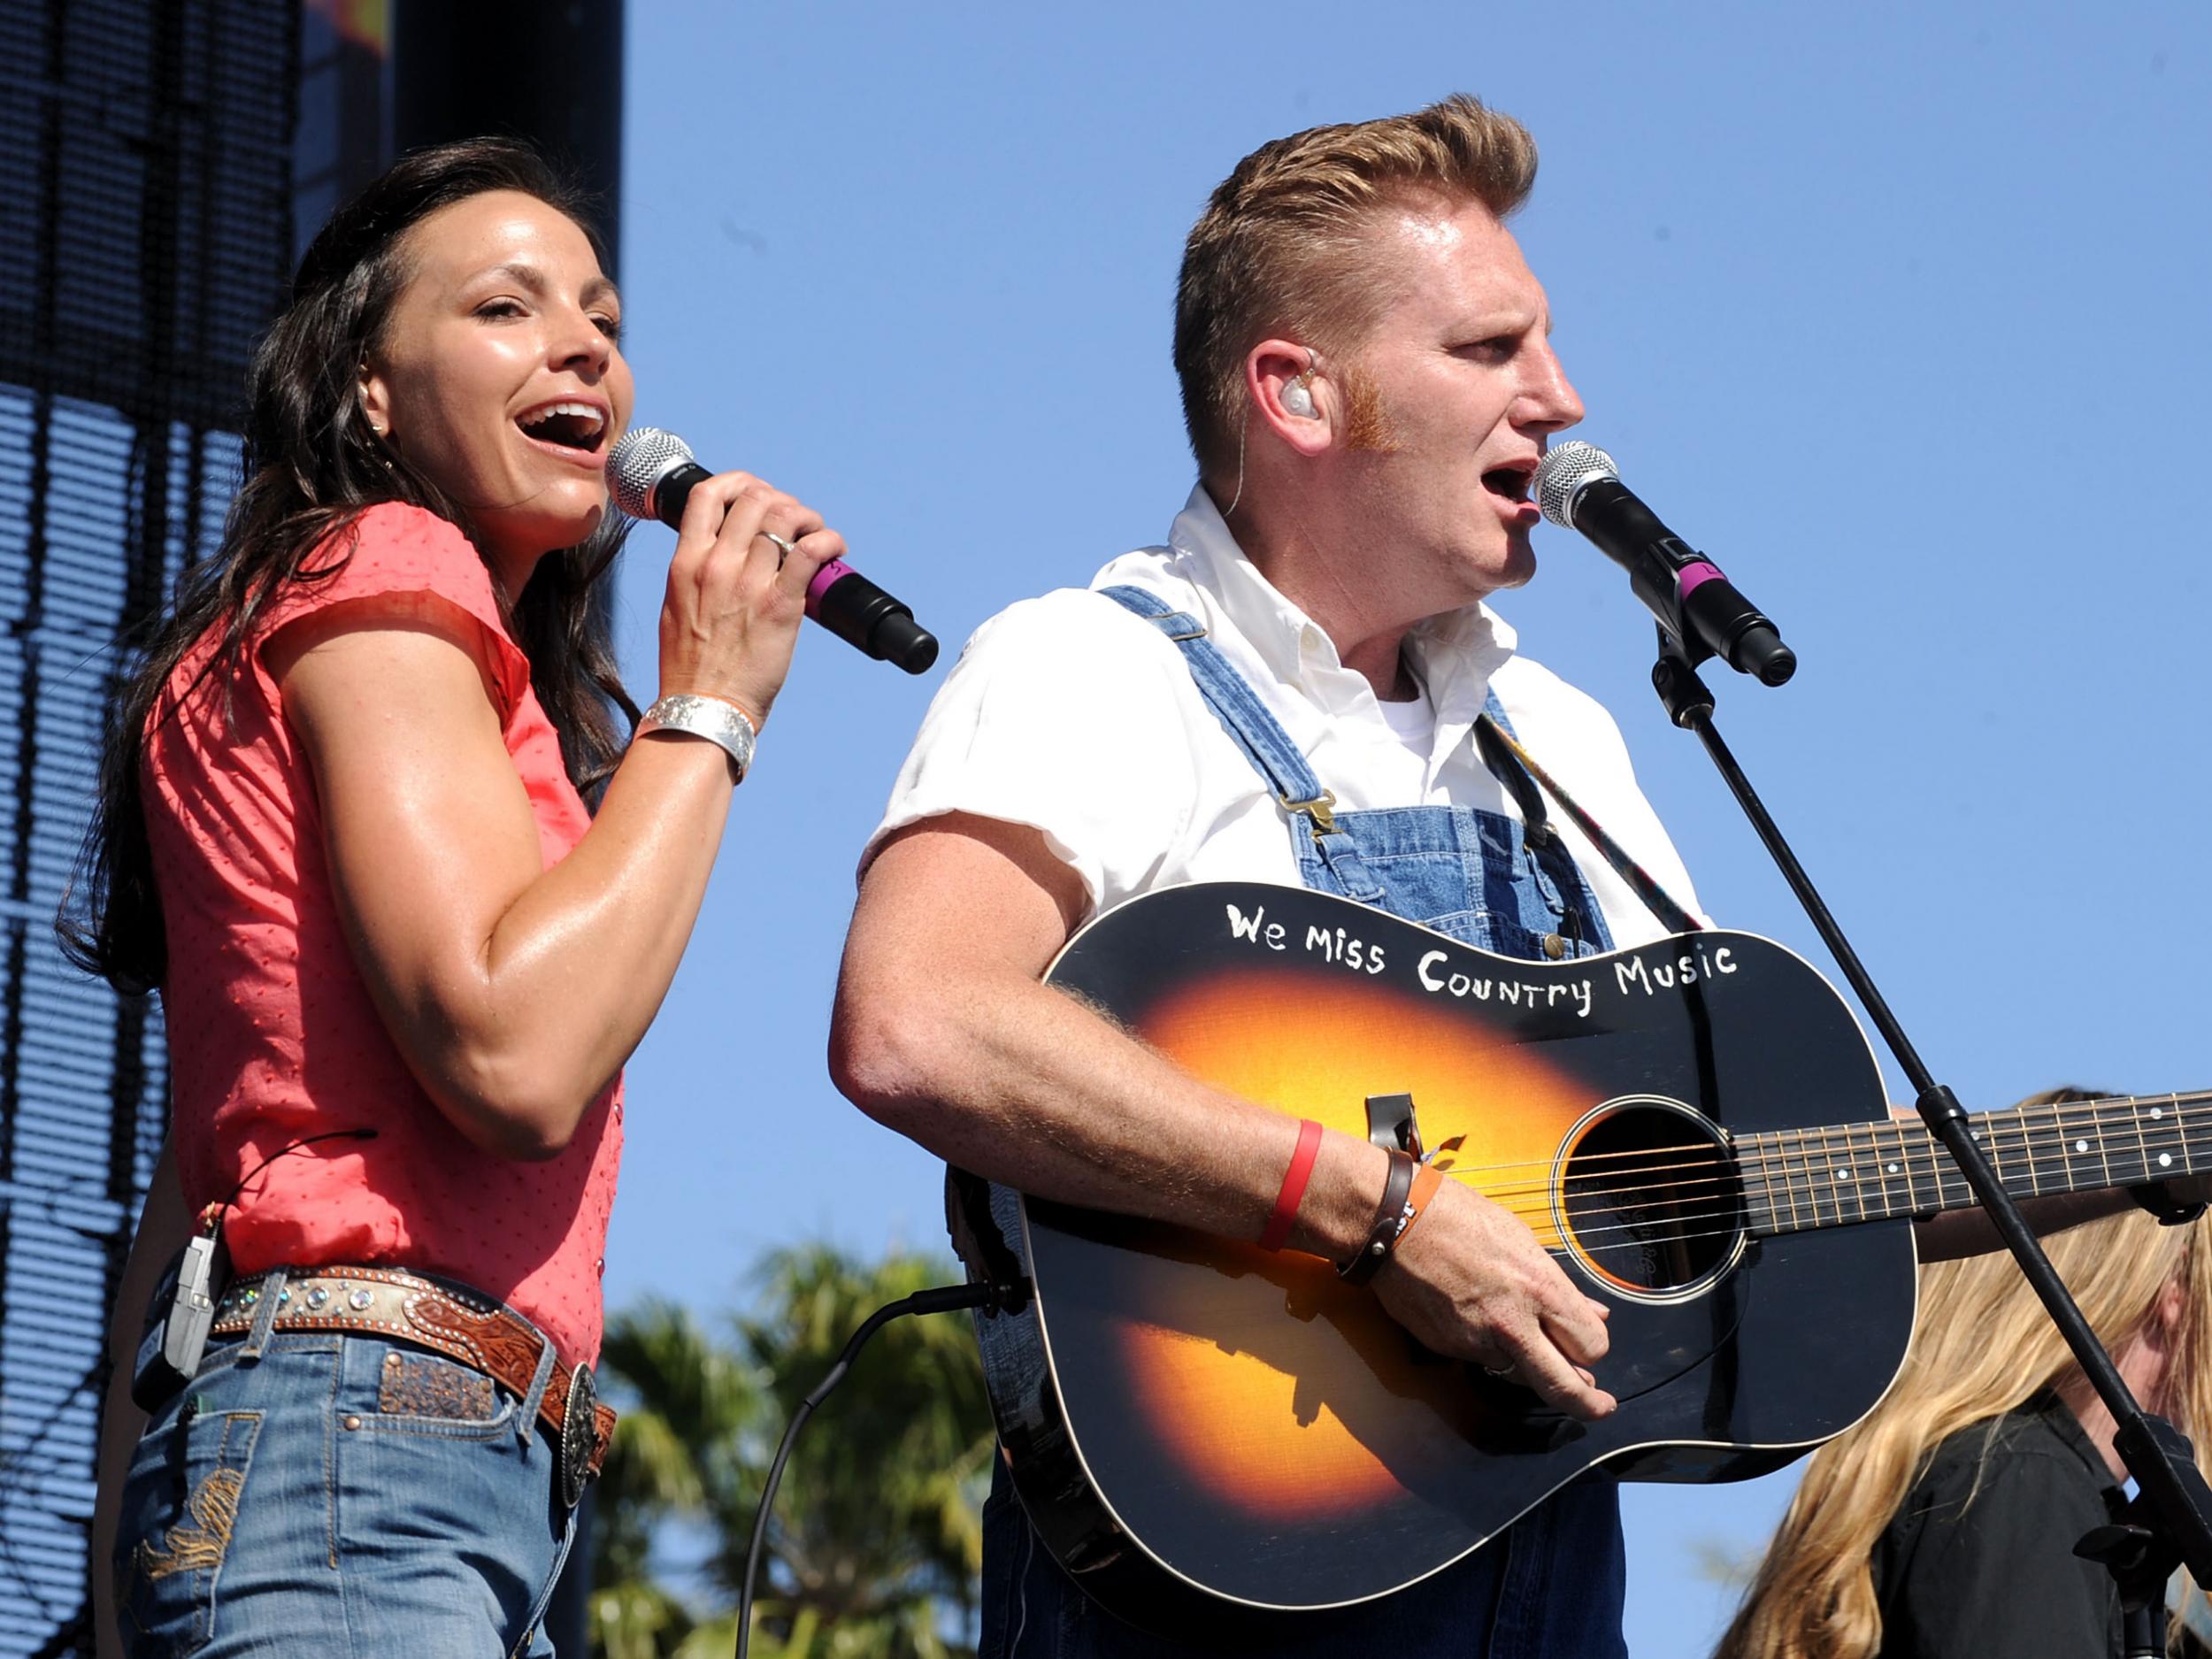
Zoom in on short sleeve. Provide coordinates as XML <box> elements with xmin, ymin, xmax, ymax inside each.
<box><xmin>864</xmin><ymin>588</ymin><xmax>1204</xmax><ymax>914</ymax></box>
<box><xmin>257</xmin><ymin>502</ymin><xmax>532</xmax><ymax>721</ymax></box>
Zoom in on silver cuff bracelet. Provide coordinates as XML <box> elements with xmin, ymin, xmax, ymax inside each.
<box><xmin>636</xmin><ymin>693</ymin><xmax>757</xmax><ymax>783</ymax></box>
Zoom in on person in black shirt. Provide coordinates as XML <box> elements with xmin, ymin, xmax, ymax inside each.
<box><xmin>1866</xmin><ymin>1390</ymin><xmax>2125</xmax><ymax>1655</ymax></box>
<box><xmin>1716</xmin><ymin>1087</ymin><xmax>2212</xmax><ymax>1659</ymax></box>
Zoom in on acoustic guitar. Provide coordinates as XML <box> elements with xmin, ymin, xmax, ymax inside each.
<box><xmin>966</xmin><ymin>880</ymin><xmax>2207</xmax><ymax>1635</ymax></box>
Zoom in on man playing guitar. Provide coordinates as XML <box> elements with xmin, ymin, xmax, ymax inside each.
<box><xmin>829</xmin><ymin>96</ymin><xmax>2187</xmax><ymax>1657</ymax></box>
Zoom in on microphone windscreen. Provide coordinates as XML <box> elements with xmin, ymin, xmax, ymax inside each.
<box><xmin>1535</xmin><ymin>440</ymin><xmax>1619</xmax><ymax>530</ymax></box>
<box><xmin>608</xmin><ymin>426</ymin><xmax>696</xmax><ymax>521</ymax></box>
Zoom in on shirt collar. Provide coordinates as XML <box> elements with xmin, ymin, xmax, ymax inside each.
<box><xmin>2027</xmin><ymin>1389</ymin><xmax>2125</xmax><ymax>1493</ymax></box>
<box><xmin>1160</xmin><ymin>483</ymin><xmax>1518</xmax><ymax>729</ymax></box>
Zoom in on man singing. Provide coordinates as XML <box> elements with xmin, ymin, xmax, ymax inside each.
<box><xmin>832</xmin><ymin>96</ymin><xmax>1694</xmax><ymax>1656</ymax></box>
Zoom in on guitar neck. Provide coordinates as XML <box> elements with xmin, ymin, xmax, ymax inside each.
<box><xmin>1740</xmin><ymin>1091</ymin><xmax>2212</xmax><ymax>1235</ymax></box>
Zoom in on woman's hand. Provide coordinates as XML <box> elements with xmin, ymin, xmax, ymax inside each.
<box><xmin>657</xmin><ymin>471</ymin><xmax>845</xmax><ymax>729</ymax></box>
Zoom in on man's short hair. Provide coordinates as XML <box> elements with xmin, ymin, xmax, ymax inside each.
<box><xmin>1173</xmin><ymin>95</ymin><xmax>1538</xmax><ymax>482</ymax></box>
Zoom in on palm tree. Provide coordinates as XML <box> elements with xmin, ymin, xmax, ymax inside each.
<box><xmin>588</xmin><ymin>1299</ymin><xmax>748</xmax><ymax>1659</ymax></box>
<box><xmin>589</xmin><ymin>1244</ymin><xmax>995</xmax><ymax>1659</ymax></box>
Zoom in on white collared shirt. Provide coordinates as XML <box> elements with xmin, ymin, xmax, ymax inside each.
<box><xmin>868</xmin><ymin>486</ymin><xmax>1703</xmax><ymax>950</ymax></box>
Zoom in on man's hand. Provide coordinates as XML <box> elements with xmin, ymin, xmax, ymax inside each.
<box><xmin>1370</xmin><ymin>1179</ymin><xmax>1616</xmax><ymax>1420</ymax></box>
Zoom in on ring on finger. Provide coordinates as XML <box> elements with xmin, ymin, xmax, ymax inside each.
<box><xmin>758</xmin><ymin>530</ymin><xmax>797</xmax><ymax>565</ymax></box>
<box><xmin>1481</xmin><ymin>1358</ymin><xmax>1516</xmax><ymax>1379</ymax></box>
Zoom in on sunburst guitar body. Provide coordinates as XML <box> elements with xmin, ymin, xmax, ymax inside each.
<box><xmin>968</xmin><ymin>879</ymin><xmax>1911</xmax><ymax>1636</ymax></box>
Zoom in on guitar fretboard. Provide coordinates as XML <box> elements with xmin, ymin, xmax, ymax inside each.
<box><xmin>1739</xmin><ymin>1091</ymin><xmax>2212</xmax><ymax>1235</ymax></box>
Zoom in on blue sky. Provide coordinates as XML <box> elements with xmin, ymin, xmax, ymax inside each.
<box><xmin>602</xmin><ymin>4</ymin><xmax>2212</xmax><ymax>1650</ymax></box>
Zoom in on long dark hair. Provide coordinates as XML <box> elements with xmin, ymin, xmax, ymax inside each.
<box><xmin>60</xmin><ymin>137</ymin><xmax>638</xmax><ymax>995</ymax></box>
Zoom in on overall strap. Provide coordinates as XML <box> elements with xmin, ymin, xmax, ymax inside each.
<box><xmin>1476</xmin><ymin>692</ymin><xmax>1596</xmax><ymax>951</ymax></box>
<box><xmin>1099</xmin><ymin>586</ymin><xmax>1381</xmax><ymax>901</ymax></box>
<box><xmin>1475</xmin><ymin>703</ymin><xmax>1702</xmax><ymax>937</ymax></box>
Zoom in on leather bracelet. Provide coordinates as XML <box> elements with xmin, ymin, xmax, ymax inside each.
<box><xmin>1260</xmin><ymin>1119</ymin><xmax>1324</xmax><ymax>1252</ymax></box>
<box><xmin>2131</xmin><ymin>1183</ymin><xmax>2209</xmax><ymax>1226</ymax></box>
<box><xmin>637</xmin><ymin>692</ymin><xmax>757</xmax><ymax>783</ymax></box>
<box><xmin>1339</xmin><ymin>1148</ymin><xmax>1417</xmax><ymax>1285</ymax></box>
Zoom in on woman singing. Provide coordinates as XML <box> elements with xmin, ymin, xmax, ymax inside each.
<box><xmin>1717</xmin><ymin>1088</ymin><xmax>2212</xmax><ymax>1659</ymax></box>
<box><xmin>73</xmin><ymin>138</ymin><xmax>838</xmax><ymax>1655</ymax></box>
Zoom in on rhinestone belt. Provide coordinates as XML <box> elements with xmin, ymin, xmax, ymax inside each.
<box><xmin>211</xmin><ymin>1264</ymin><xmax>613</xmax><ymax>1502</ymax></box>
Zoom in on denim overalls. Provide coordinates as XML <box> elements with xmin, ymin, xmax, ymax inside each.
<box><xmin>975</xmin><ymin>588</ymin><xmax>1630</xmax><ymax>1659</ymax></box>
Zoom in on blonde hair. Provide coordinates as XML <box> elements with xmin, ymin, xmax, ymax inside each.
<box><xmin>1716</xmin><ymin>1088</ymin><xmax>2212</xmax><ymax>1659</ymax></box>
<box><xmin>1172</xmin><ymin>94</ymin><xmax>1539</xmax><ymax>482</ymax></box>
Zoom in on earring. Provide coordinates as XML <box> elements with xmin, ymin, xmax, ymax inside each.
<box><xmin>358</xmin><ymin>362</ymin><xmax>385</xmax><ymax>438</ymax></box>
<box><xmin>361</xmin><ymin>406</ymin><xmax>395</xmax><ymax>468</ymax></box>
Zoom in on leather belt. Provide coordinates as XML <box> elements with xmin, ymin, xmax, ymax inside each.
<box><xmin>211</xmin><ymin>1265</ymin><xmax>615</xmax><ymax>1501</ymax></box>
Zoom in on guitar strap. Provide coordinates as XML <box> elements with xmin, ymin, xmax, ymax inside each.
<box><xmin>1474</xmin><ymin>714</ymin><xmax>1705</xmax><ymax>937</ymax></box>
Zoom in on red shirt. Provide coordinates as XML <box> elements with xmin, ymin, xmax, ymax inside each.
<box><xmin>144</xmin><ymin>503</ymin><xmax>623</xmax><ymax>1366</ymax></box>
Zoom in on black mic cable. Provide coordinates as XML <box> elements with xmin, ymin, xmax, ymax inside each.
<box><xmin>733</xmin><ymin>1279</ymin><xmax>1017</xmax><ymax>1658</ymax></box>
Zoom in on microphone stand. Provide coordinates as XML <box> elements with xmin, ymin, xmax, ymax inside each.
<box><xmin>1647</xmin><ymin>625</ymin><xmax>2212</xmax><ymax>1649</ymax></box>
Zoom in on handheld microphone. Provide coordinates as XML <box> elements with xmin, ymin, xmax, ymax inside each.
<box><xmin>1535</xmin><ymin>441</ymin><xmax>1795</xmax><ymax>687</ymax></box>
<box><xmin>608</xmin><ymin>427</ymin><xmax>940</xmax><ymax>675</ymax></box>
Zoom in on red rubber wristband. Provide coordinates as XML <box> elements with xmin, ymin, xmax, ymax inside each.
<box><xmin>1260</xmin><ymin>1118</ymin><xmax>1325</xmax><ymax>1252</ymax></box>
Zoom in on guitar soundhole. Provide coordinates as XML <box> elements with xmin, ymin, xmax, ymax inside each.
<box><xmin>1557</xmin><ymin>1098</ymin><xmax>1745</xmax><ymax>1302</ymax></box>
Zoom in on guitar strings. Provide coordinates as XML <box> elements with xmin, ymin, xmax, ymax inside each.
<box><xmin>1445</xmin><ymin>1117</ymin><xmax>2212</xmax><ymax>1213</ymax></box>
<box><xmin>1418</xmin><ymin>1134</ymin><xmax>2212</xmax><ymax>1226</ymax></box>
<box><xmin>1423</xmin><ymin>1140</ymin><xmax>2212</xmax><ymax>1264</ymax></box>
<box><xmin>1464</xmin><ymin>1123</ymin><xmax>2212</xmax><ymax>1258</ymax></box>
<box><xmin>1439</xmin><ymin>1094</ymin><xmax>2212</xmax><ymax>1183</ymax></box>
<box><xmin>1384</xmin><ymin>1092</ymin><xmax>2212</xmax><ymax>1191</ymax></box>
<box><xmin>1495</xmin><ymin>1092</ymin><xmax>2212</xmax><ymax>1179</ymax></box>
<box><xmin>1440</xmin><ymin>1111</ymin><xmax>2212</xmax><ymax>1202</ymax></box>
<box><xmin>1409</xmin><ymin>1106</ymin><xmax>2212</xmax><ymax>1255</ymax></box>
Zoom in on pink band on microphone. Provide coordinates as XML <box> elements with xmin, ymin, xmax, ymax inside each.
<box><xmin>1676</xmin><ymin>560</ymin><xmax>1726</xmax><ymax>598</ymax></box>
<box><xmin>805</xmin><ymin>558</ymin><xmax>854</xmax><ymax>607</ymax></box>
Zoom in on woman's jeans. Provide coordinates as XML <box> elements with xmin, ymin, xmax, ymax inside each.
<box><xmin>113</xmin><ymin>1323</ymin><xmax>577</xmax><ymax>1657</ymax></box>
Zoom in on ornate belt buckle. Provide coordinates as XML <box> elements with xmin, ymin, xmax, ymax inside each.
<box><xmin>559</xmin><ymin>1363</ymin><xmax>600</xmax><ymax>1509</ymax></box>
